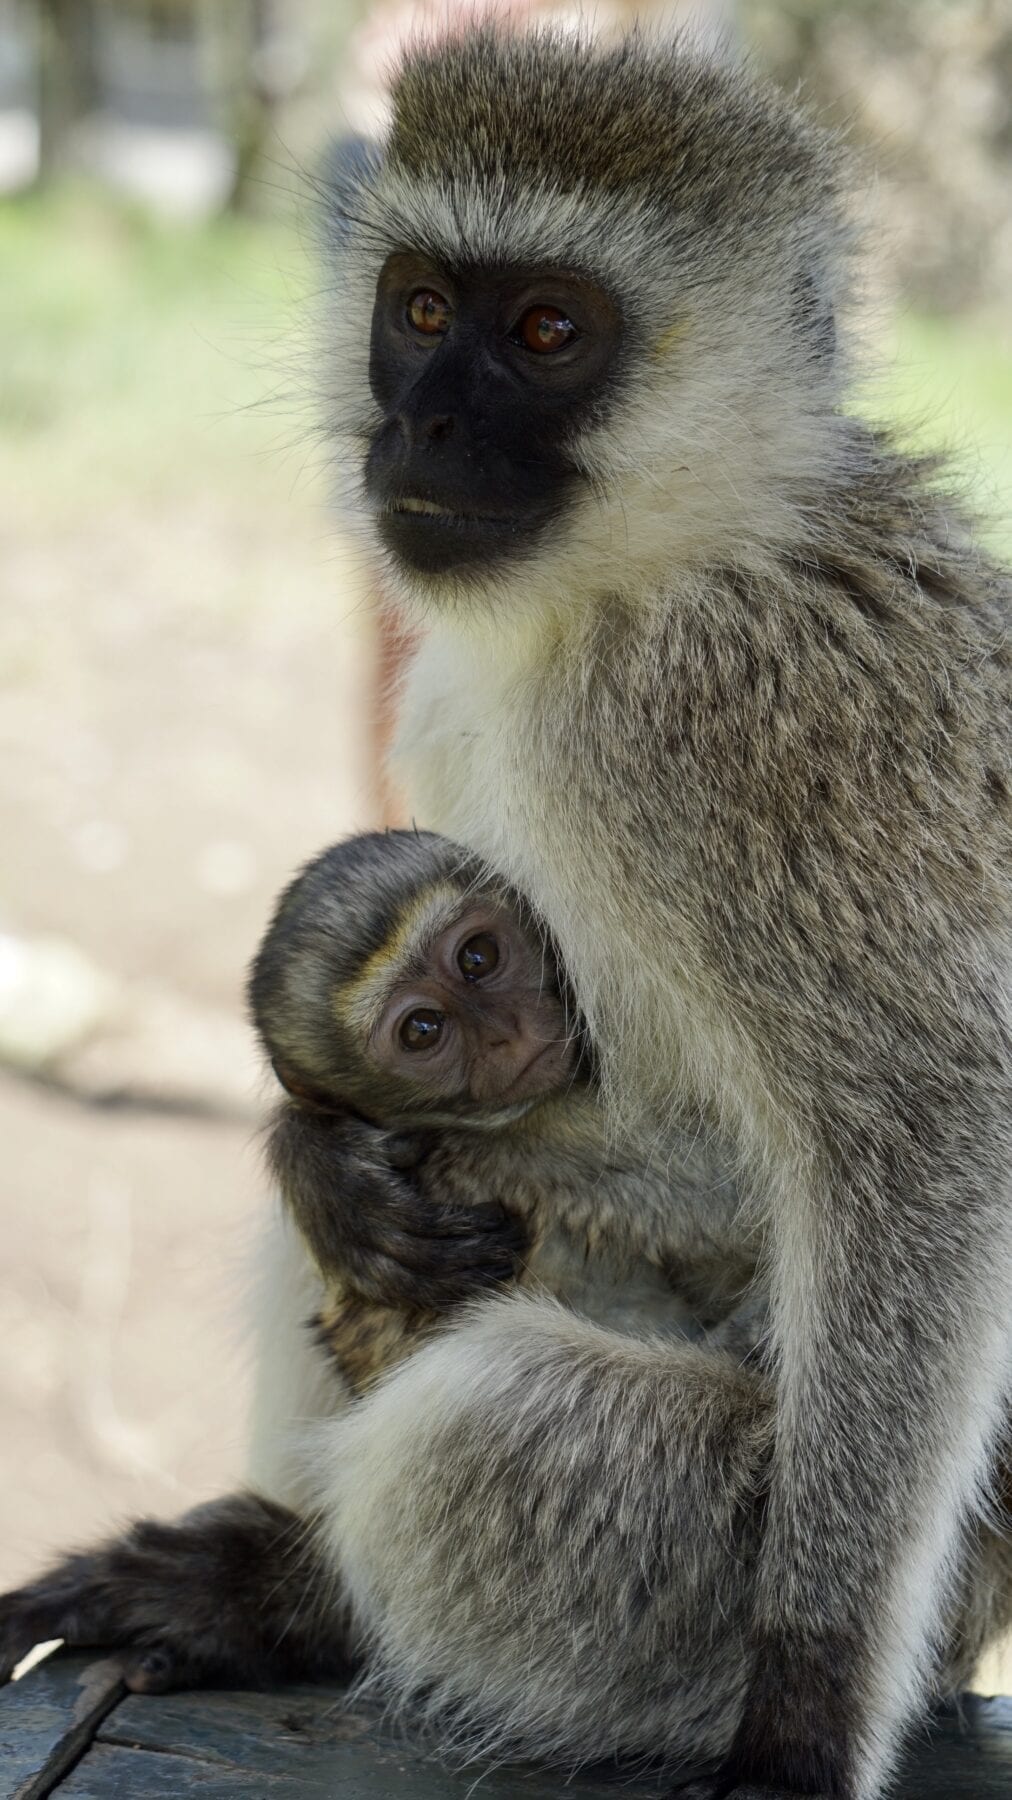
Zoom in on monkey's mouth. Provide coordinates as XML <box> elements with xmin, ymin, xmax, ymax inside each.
<box><xmin>378</xmin><ymin>497</ymin><xmax>525</xmax><ymax>575</ymax></box>
<box><xmin>390</xmin><ymin>496</ymin><xmax>457</xmax><ymax>519</ymax></box>
<box><xmin>502</xmin><ymin>1037</ymin><xmax>574</xmax><ymax>1101</ymax></box>
<box><xmin>385</xmin><ymin>497</ymin><xmax>515</xmax><ymax>529</ymax></box>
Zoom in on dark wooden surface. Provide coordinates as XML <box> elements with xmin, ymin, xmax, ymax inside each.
<box><xmin>3</xmin><ymin>1653</ymin><xmax>1011</xmax><ymax>1799</ymax></box>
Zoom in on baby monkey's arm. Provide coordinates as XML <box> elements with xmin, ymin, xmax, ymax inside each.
<box><xmin>269</xmin><ymin>1103</ymin><xmax>529</xmax><ymax>1311</ymax></box>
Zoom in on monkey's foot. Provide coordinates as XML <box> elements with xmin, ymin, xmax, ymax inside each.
<box><xmin>0</xmin><ymin>1492</ymin><xmax>354</xmax><ymax>1693</ymax></box>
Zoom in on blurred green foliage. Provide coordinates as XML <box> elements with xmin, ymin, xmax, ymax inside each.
<box><xmin>0</xmin><ymin>186</ymin><xmax>320</xmax><ymax>526</ymax></box>
<box><xmin>874</xmin><ymin>314</ymin><xmax>1012</xmax><ymax>556</ymax></box>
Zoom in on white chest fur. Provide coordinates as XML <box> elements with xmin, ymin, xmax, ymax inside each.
<box><xmin>394</xmin><ymin>624</ymin><xmax>534</xmax><ymax>874</ymax></box>
<box><xmin>393</xmin><ymin>616</ymin><xmax>729</xmax><ymax>1140</ymax></box>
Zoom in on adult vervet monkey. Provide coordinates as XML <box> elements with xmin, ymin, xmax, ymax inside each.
<box><xmin>321</xmin><ymin>27</ymin><xmax>1012</xmax><ymax>1800</ymax></box>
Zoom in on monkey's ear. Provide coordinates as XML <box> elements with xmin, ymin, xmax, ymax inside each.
<box><xmin>793</xmin><ymin>267</ymin><xmax>836</xmax><ymax>361</ymax></box>
<box><xmin>319</xmin><ymin>136</ymin><xmax>380</xmax><ymax>253</ymax></box>
<box><xmin>270</xmin><ymin>1059</ymin><xmax>336</xmax><ymax>1113</ymax></box>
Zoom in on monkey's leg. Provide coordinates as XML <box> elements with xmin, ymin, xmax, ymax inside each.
<box><xmin>0</xmin><ymin>1492</ymin><xmax>353</xmax><ymax>1693</ymax></box>
<box><xmin>312</xmin><ymin>1290</ymin><xmax>770</xmax><ymax>1774</ymax></box>
<box><xmin>711</xmin><ymin>1005</ymin><xmax>1012</xmax><ymax>1800</ymax></box>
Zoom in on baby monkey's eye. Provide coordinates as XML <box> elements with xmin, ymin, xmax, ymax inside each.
<box><xmin>513</xmin><ymin>306</ymin><xmax>578</xmax><ymax>354</ymax></box>
<box><xmin>407</xmin><ymin>289</ymin><xmax>451</xmax><ymax>336</ymax></box>
<box><xmin>400</xmin><ymin>1008</ymin><xmax>446</xmax><ymax>1051</ymax></box>
<box><xmin>457</xmin><ymin>933</ymin><xmax>500</xmax><ymax>980</ymax></box>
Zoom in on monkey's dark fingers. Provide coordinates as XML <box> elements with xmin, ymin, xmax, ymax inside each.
<box><xmin>337</xmin><ymin>1193</ymin><xmax>528</xmax><ymax>1256</ymax></box>
<box><xmin>341</xmin><ymin>1228</ymin><xmax>524</xmax><ymax>1311</ymax></box>
<box><xmin>378</xmin><ymin>1206</ymin><xmax>528</xmax><ymax>1275</ymax></box>
<box><xmin>316</xmin><ymin>1115</ymin><xmax>434</xmax><ymax>1178</ymax></box>
<box><xmin>431</xmin><ymin>1201</ymin><xmax>528</xmax><ymax>1243</ymax></box>
<box><xmin>342</xmin><ymin>1249</ymin><xmax>520</xmax><ymax>1310</ymax></box>
<box><xmin>378</xmin><ymin>1200</ymin><xmax>528</xmax><ymax>1251</ymax></box>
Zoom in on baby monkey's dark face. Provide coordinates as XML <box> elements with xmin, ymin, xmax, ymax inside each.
<box><xmin>366</xmin><ymin>895</ymin><xmax>575</xmax><ymax>1110</ymax></box>
<box><xmin>250</xmin><ymin>834</ymin><xmax>581</xmax><ymax>1126</ymax></box>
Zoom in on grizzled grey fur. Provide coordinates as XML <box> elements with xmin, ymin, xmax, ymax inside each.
<box><xmin>323</xmin><ymin>26</ymin><xmax>1012</xmax><ymax>1800</ymax></box>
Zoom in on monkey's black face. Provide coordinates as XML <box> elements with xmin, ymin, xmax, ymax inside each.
<box><xmin>366</xmin><ymin>254</ymin><xmax>622</xmax><ymax>577</ymax></box>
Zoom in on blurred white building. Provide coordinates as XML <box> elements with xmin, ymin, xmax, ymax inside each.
<box><xmin>0</xmin><ymin>0</ymin><xmax>313</xmax><ymax>216</ymax></box>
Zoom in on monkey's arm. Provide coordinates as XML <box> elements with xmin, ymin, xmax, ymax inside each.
<box><xmin>571</xmin><ymin>552</ymin><xmax>1012</xmax><ymax>1800</ymax></box>
<box><xmin>268</xmin><ymin>1104</ymin><xmax>529</xmax><ymax>1309</ymax></box>
<box><xmin>704</xmin><ymin>953</ymin><xmax>1012</xmax><ymax>1800</ymax></box>
<box><xmin>0</xmin><ymin>1493</ymin><xmax>354</xmax><ymax>1692</ymax></box>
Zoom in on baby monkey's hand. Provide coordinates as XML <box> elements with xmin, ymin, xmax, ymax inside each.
<box><xmin>268</xmin><ymin>1106</ymin><xmax>529</xmax><ymax>1311</ymax></box>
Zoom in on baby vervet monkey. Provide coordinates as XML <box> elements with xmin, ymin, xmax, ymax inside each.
<box><xmin>249</xmin><ymin>827</ymin><xmax>755</xmax><ymax>1394</ymax></box>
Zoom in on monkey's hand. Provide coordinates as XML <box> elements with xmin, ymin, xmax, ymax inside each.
<box><xmin>0</xmin><ymin>1494</ymin><xmax>353</xmax><ymax>1693</ymax></box>
<box><xmin>268</xmin><ymin>1105</ymin><xmax>529</xmax><ymax>1310</ymax></box>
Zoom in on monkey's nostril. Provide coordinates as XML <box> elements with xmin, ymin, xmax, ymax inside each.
<box><xmin>425</xmin><ymin>414</ymin><xmax>455</xmax><ymax>443</ymax></box>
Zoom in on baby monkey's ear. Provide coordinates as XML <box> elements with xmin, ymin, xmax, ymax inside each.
<box><xmin>270</xmin><ymin>1059</ymin><xmax>338</xmax><ymax>1113</ymax></box>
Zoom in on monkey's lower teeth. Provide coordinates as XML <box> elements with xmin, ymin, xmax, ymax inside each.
<box><xmin>395</xmin><ymin>498</ymin><xmax>456</xmax><ymax>518</ymax></box>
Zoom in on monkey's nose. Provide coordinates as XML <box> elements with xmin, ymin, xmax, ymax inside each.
<box><xmin>424</xmin><ymin>414</ymin><xmax>454</xmax><ymax>443</ymax></box>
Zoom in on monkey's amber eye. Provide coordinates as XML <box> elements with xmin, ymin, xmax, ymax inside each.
<box><xmin>515</xmin><ymin>306</ymin><xmax>578</xmax><ymax>354</ymax></box>
<box><xmin>407</xmin><ymin>290</ymin><xmax>451</xmax><ymax>336</ymax></box>
<box><xmin>399</xmin><ymin>1008</ymin><xmax>446</xmax><ymax>1051</ymax></box>
<box><xmin>457</xmin><ymin>933</ymin><xmax>500</xmax><ymax>980</ymax></box>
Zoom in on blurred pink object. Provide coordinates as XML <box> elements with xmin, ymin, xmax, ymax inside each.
<box><xmin>340</xmin><ymin>0</ymin><xmax>732</xmax><ymax>136</ymax></box>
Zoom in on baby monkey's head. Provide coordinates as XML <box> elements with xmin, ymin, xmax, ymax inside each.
<box><xmin>249</xmin><ymin>831</ymin><xmax>582</xmax><ymax>1125</ymax></box>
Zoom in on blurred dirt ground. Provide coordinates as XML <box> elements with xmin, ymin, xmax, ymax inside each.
<box><xmin>0</xmin><ymin>190</ymin><xmax>375</xmax><ymax>1586</ymax></box>
<box><xmin>0</xmin><ymin>187</ymin><xmax>1009</xmax><ymax>1694</ymax></box>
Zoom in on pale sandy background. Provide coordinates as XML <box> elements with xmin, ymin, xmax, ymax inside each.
<box><xmin>0</xmin><ymin>192</ymin><xmax>376</xmax><ymax>1575</ymax></box>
